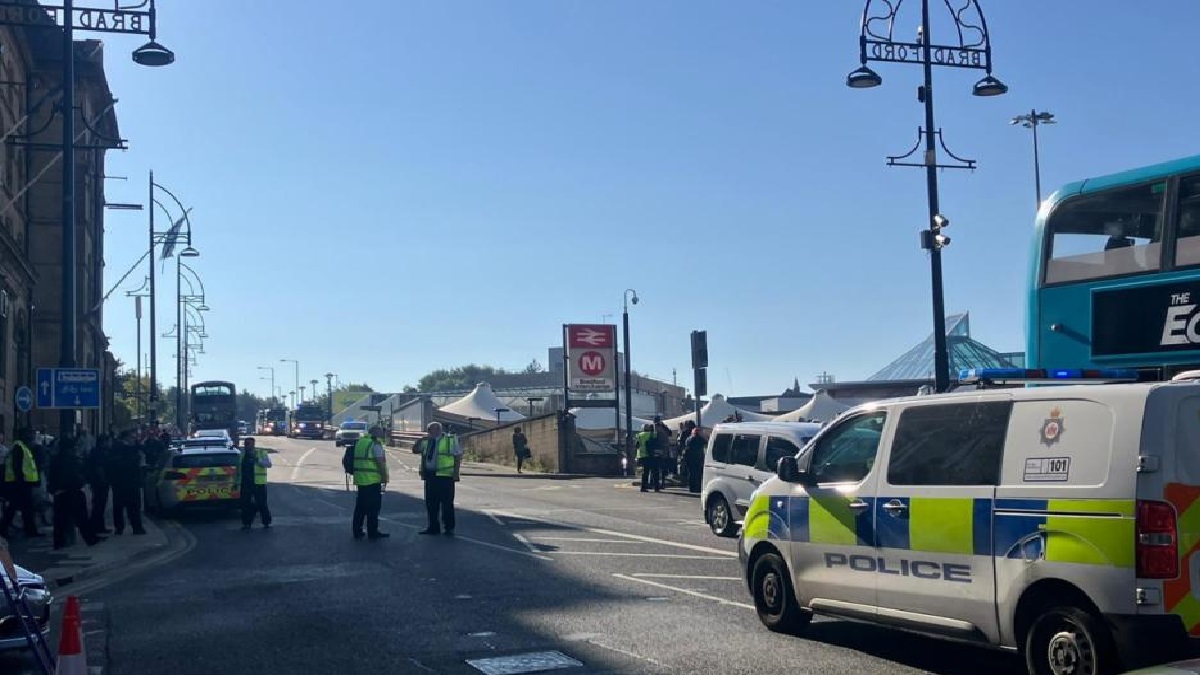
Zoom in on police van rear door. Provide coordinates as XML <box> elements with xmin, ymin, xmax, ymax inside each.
<box><xmin>873</xmin><ymin>396</ymin><xmax>1010</xmax><ymax>642</ymax></box>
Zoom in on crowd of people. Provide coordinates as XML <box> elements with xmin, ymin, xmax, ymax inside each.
<box><xmin>635</xmin><ymin>416</ymin><xmax>707</xmax><ymax>493</ymax></box>
<box><xmin>0</xmin><ymin>425</ymin><xmax>174</xmax><ymax>550</ymax></box>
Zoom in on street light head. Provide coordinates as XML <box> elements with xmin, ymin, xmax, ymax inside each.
<box><xmin>197</xmin><ymin>304</ymin><xmax>210</xmax><ymax>311</ymax></box>
<box><xmin>1036</xmin><ymin>112</ymin><xmax>1057</xmax><ymax>124</ymax></box>
<box><xmin>846</xmin><ymin>66</ymin><xmax>882</xmax><ymax>89</ymax></box>
<box><xmin>179</xmin><ymin>246</ymin><xmax>200</xmax><ymax>258</ymax></box>
<box><xmin>631</xmin><ymin>293</ymin><xmax>639</xmax><ymax>305</ymax></box>
<box><xmin>972</xmin><ymin>75</ymin><xmax>1009</xmax><ymax>97</ymax></box>
<box><xmin>132</xmin><ymin>40</ymin><xmax>175</xmax><ymax>67</ymax></box>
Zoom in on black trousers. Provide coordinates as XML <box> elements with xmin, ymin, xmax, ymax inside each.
<box><xmin>112</xmin><ymin>485</ymin><xmax>144</xmax><ymax>534</ymax></box>
<box><xmin>0</xmin><ymin>484</ymin><xmax>38</xmax><ymax>535</ymax></box>
<box><xmin>352</xmin><ymin>483</ymin><xmax>382</xmax><ymax>536</ymax></box>
<box><xmin>423</xmin><ymin>477</ymin><xmax>456</xmax><ymax>532</ymax></box>
<box><xmin>641</xmin><ymin>457</ymin><xmax>662</xmax><ymax>491</ymax></box>
<box><xmin>686</xmin><ymin>461</ymin><xmax>704</xmax><ymax>493</ymax></box>
<box><xmin>241</xmin><ymin>484</ymin><xmax>271</xmax><ymax>526</ymax></box>
<box><xmin>53</xmin><ymin>489</ymin><xmax>98</xmax><ymax>548</ymax></box>
<box><xmin>89</xmin><ymin>481</ymin><xmax>109</xmax><ymax>531</ymax></box>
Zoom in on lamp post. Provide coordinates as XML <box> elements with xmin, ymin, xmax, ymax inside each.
<box><xmin>494</xmin><ymin>407</ymin><xmax>510</xmax><ymax>425</ymax></box>
<box><xmin>147</xmin><ymin>175</ymin><xmax>193</xmax><ymax>426</ymax></box>
<box><xmin>258</xmin><ymin>366</ymin><xmax>276</xmax><ymax>402</ymax></box>
<box><xmin>622</xmin><ymin>289</ymin><xmax>638</xmax><ymax>474</ymax></box>
<box><xmin>126</xmin><ymin>276</ymin><xmax>150</xmax><ymax>421</ymax></box>
<box><xmin>525</xmin><ymin>396</ymin><xmax>544</xmax><ymax>418</ymax></box>
<box><xmin>324</xmin><ymin>372</ymin><xmax>335</xmax><ymax>421</ymax></box>
<box><xmin>289</xmin><ymin>391</ymin><xmax>296</xmax><ymax>409</ymax></box>
<box><xmin>280</xmin><ymin>359</ymin><xmax>299</xmax><ymax>409</ymax></box>
<box><xmin>847</xmin><ymin>0</ymin><xmax>1007</xmax><ymax>393</ymax></box>
<box><xmin>176</xmin><ymin>261</ymin><xmax>205</xmax><ymax>428</ymax></box>
<box><xmin>0</xmin><ymin>1</ymin><xmax>176</xmax><ymax>435</ymax></box>
<box><xmin>1011</xmin><ymin>109</ymin><xmax>1055</xmax><ymax>208</ymax></box>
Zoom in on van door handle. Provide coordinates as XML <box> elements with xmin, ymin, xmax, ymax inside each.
<box><xmin>882</xmin><ymin>500</ymin><xmax>908</xmax><ymax>516</ymax></box>
<box><xmin>848</xmin><ymin>499</ymin><xmax>870</xmax><ymax>512</ymax></box>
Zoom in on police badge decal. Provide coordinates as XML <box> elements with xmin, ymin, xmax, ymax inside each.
<box><xmin>1040</xmin><ymin>407</ymin><xmax>1064</xmax><ymax>446</ymax></box>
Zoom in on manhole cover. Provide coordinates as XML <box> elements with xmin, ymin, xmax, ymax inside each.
<box><xmin>466</xmin><ymin>650</ymin><xmax>584</xmax><ymax>675</ymax></box>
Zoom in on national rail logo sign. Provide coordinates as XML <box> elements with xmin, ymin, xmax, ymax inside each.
<box><xmin>564</xmin><ymin>324</ymin><xmax>616</xmax><ymax>393</ymax></box>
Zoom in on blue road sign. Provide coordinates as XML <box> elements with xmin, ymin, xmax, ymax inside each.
<box><xmin>14</xmin><ymin>386</ymin><xmax>32</xmax><ymax>413</ymax></box>
<box><xmin>35</xmin><ymin>368</ymin><xmax>101</xmax><ymax>410</ymax></box>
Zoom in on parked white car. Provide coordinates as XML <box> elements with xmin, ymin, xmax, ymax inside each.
<box><xmin>701</xmin><ymin>421</ymin><xmax>822</xmax><ymax>537</ymax></box>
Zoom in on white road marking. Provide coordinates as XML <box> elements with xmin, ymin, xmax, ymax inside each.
<box><xmin>484</xmin><ymin>509</ymin><xmax>739</xmax><ymax>558</ymax></box>
<box><xmin>484</xmin><ymin>510</ymin><xmax>507</xmax><ymax>526</ymax></box>
<box><xmin>512</xmin><ymin>533</ymin><xmax>541</xmax><ymax>555</ymax></box>
<box><xmin>584</xmin><ymin>638</ymin><xmax>664</xmax><ymax>667</ymax></box>
<box><xmin>291</xmin><ymin>446</ymin><xmax>317</xmax><ymax>482</ymax></box>
<box><xmin>612</xmin><ymin>573</ymin><xmax>754</xmax><ymax>610</ymax></box>
<box><xmin>530</xmin><ymin>537</ymin><xmax>640</xmax><ymax>544</ymax></box>
<box><xmin>630</xmin><ymin>573</ymin><xmax>740</xmax><ymax>581</ymax></box>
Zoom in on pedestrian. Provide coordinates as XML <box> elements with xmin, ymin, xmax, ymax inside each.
<box><xmin>49</xmin><ymin>437</ymin><xmax>103</xmax><ymax>550</ymax></box>
<box><xmin>107</xmin><ymin>430</ymin><xmax>146</xmax><ymax>536</ymax></box>
<box><xmin>351</xmin><ymin>426</ymin><xmax>389</xmax><ymax>540</ymax></box>
<box><xmin>0</xmin><ymin>428</ymin><xmax>42</xmax><ymax>538</ymax></box>
<box><xmin>636</xmin><ymin>423</ymin><xmax>660</xmax><ymax>493</ymax></box>
<box><xmin>512</xmin><ymin>427</ymin><xmax>531</xmax><ymax>473</ymax></box>
<box><xmin>651</xmin><ymin>417</ymin><xmax>675</xmax><ymax>482</ymax></box>
<box><xmin>683</xmin><ymin>427</ymin><xmax>706</xmax><ymax>493</ymax></box>
<box><xmin>415</xmin><ymin>422</ymin><xmax>462</xmax><ymax>536</ymax></box>
<box><xmin>240</xmin><ymin>437</ymin><xmax>272</xmax><ymax>530</ymax></box>
<box><xmin>86</xmin><ymin>434</ymin><xmax>111</xmax><ymax>534</ymax></box>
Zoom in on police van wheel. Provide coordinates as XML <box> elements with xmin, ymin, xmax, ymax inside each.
<box><xmin>752</xmin><ymin>552</ymin><xmax>809</xmax><ymax>634</ymax></box>
<box><xmin>707</xmin><ymin>496</ymin><xmax>737</xmax><ymax>537</ymax></box>
<box><xmin>1026</xmin><ymin>605</ymin><xmax>1117</xmax><ymax>675</ymax></box>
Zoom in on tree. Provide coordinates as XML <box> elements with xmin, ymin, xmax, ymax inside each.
<box><xmin>521</xmin><ymin>359</ymin><xmax>543</xmax><ymax>374</ymax></box>
<box><xmin>111</xmin><ymin>367</ymin><xmax>176</xmax><ymax>430</ymax></box>
<box><xmin>417</xmin><ymin>365</ymin><xmax>509</xmax><ymax>392</ymax></box>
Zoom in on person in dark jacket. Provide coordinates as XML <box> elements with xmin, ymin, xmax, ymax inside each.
<box><xmin>683</xmin><ymin>427</ymin><xmax>707</xmax><ymax>493</ymax></box>
<box><xmin>86</xmin><ymin>434</ymin><xmax>112</xmax><ymax>533</ymax></box>
<box><xmin>240</xmin><ymin>437</ymin><xmax>272</xmax><ymax>530</ymax></box>
<box><xmin>107</xmin><ymin>430</ymin><xmax>146</xmax><ymax>535</ymax></box>
<box><xmin>49</xmin><ymin>437</ymin><xmax>103</xmax><ymax>549</ymax></box>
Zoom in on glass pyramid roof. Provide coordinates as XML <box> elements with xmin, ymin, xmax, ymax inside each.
<box><xmin>866</xmin><ymin>313</ymin><xmax>1018</xmax><ymax>381</ymax></box>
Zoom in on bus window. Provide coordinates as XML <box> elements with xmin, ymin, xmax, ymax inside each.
<box><xmin>1176</xmin><ymin>176</ymin><xmax>1200</xmax><ymax>267</ymax></box>
<box><xmin>1044</xmin><ymin>181</ymin><xmax>1165</xmax><ymax>284</ymax></box>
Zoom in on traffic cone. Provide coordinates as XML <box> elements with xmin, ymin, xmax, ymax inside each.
<box><xmin>55</xmin><ymin>596</ymin><xmax>86</xmax><ymax>675</ymax></box>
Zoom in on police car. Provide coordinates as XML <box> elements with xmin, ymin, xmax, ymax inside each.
<box><xmin>739</xmin><ymin>367</ymin><xmax>1200</xmax><ymax>675</ymax></box>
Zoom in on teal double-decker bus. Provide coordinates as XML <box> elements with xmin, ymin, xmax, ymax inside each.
<box><xmin>1030</xmin><ymin>153</ymin><xmax>1200</xmax><ymax>379</ymax></box>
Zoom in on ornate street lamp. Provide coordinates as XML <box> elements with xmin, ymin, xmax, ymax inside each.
<box><xmin>847</xmin><ymin>0</ymin><xmax>1008</xmax><ymax>393</ymax></box>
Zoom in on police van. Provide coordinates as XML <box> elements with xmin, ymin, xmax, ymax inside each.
<box><xmin>739</xmin><ymin>368</ymin><xmax>1200</xmax><ymax>675</ymax></box>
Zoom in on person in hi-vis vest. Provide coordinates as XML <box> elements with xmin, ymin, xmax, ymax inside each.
<box><xmin>413</xmin><ymin>422</ymin><xmax>462</xmax><ymax>535</ymax></box>
<box><xmin>0</xmin><ymin>428</ymin><xmax>42</xmax><ymax>538</ymax></box>
<box><xmin>240</xmin><ymin>437</ymin><xmax>272</xmax><ymax>530</ymax></box>
<box><xmin>351</xmin><ymin>426</ymin><xmax>389</xmax><ymax>540</ymax></box>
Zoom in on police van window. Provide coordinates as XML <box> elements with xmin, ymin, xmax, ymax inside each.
<box><xmin>709</xmin><ymin>433</ymin><xmax>733</xmax><ymax>463</ymax></box>
<box><xmin>764</xmin><ymin>436</ymin><xmax>802</xmax><ymax>471</ymax></box>
<box><xmin>807</xmin><ymin>412</ymin><xmax>886</xmax><ymax>484</ymax></box>
<box><xmin>886</xmin><ymin>401</ymin><xmax>1011</xmax><ymax>486</ymax></box>
<box><xmin>730</xmin><ymin>434</ymin><xmax>761</xmax><ymax>467</ymax></box>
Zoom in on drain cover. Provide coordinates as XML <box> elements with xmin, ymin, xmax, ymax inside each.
<box><xmin>466</xmin><ymin>650</ymin><xmax>584</xmax><ymax>675</ymax></box>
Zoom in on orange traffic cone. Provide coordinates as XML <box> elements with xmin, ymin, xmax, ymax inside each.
<box><xmin>55</xmin><ymin>596</ymin><xmax>86</xmax><ymax>675</ymax></box>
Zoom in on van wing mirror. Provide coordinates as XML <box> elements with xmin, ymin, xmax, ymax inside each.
<box><xmin>777</xmin><ymin>456</ymin><xmax>802</xmax><ymax>483</ymax></box>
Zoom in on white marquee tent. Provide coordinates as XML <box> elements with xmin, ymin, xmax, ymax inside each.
<box><xmin>774</xmin><ymin>390</ymin><xmax>851</xmax><ymax>423</ymax></box>
<box><xmin>437</xmin><ymin>382</ymin><xmax>526</xmax><ymax>423</ymax></box>
<box><xmin>661</xmin><ymin>394</ymin><xmax>773</xmax><ymax>430</ymax></box>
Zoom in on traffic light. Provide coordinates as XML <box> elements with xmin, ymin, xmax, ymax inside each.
<box><xmin>694</xmin><ymin>367</ymin><xmax>708</xmax><ymax>397</ymax></box>
<box><xmin>691</xmin><ymin>330</ymin><xmax>708</xmax><ymax>370</ymax></box>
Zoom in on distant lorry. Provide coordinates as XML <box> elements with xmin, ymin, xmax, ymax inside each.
<box><xmin>288</xmin><ymin>403</ymin><xmax>327</xmax><ymax>440</ymax></box>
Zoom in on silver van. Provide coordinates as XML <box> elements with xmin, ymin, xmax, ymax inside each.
<box><xmin>701</xmin><ymin>421</ymin><xmax>822</xmax><ymax>537</ymax></box>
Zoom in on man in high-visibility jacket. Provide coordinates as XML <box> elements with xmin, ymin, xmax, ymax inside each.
<box><xmin>0</xmin><ymin>428</ymin><xmax>42</xmax><ymax>538</ymax></box>
<box><xmin>635</xmin><ymin>423</ymin><xmax>660</xmax><ymax>493</ymax></box>
<box><xmin>240</xmin><ymin>437</ymin><xmax>273</xmax><ymax>530</ymax></box>
<box><xmin>414</xmin><ymin>422</ymin><xmax>462</xmax><ymax>536</ymax></box>
<box><xmin>351</xmin><ymin>426</ymin><xmax>389</xmax><ymax>540</ymax></box>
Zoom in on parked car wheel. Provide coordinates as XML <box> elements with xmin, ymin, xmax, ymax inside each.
<box><xmin>706</xmin><ymin>494</ymin><xmax>737</xmax><ymax>537</ymax></box>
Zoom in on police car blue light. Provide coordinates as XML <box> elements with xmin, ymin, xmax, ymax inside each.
<box><xmin>958</xmin><ymin>367</ymin><xmax>1140</xmax><ymax>384</ymax></box>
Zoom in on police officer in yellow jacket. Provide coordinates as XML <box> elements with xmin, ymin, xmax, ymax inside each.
<box><xmin>240</xmin><ymin>437</ymin><xmax>272</xmax><ymax>530</ymax></box>
<box><xmin>635</xmin><ymin>424</ymin><xmax>661</xmax><ymax>493</ymax></box>
<box><xmin>414</xmin><ymin>422</ymin><xmax>462</xmax><ymax>536</ymax></box>
<box><xmin>351</xmin><ymin>426</ymin><xmax>389</xmax><ymax>540</ymax></box>
<box><xmin>0</xmin><ymin>428</ymin><xmax>42</xmax><ymax>538</ymax></box>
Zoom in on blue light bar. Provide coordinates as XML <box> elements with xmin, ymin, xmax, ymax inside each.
<box><xmin>958</xmin><ymin>367</ymin><xmax>1140</xmax><ymax>384</ymax></box>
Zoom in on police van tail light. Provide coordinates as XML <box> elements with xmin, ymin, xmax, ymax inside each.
<box><xmin>1137</xmin><ymin>500</ymin><xmax>1179</xmax><ymax>579</ymax></box>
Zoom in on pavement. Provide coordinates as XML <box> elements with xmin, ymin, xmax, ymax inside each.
<box><xmin>9</xmin><ymin>436</ymin><xmax>1027</xmax><ymax>674</ymax></box>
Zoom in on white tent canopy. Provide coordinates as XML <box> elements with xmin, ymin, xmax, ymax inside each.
<box><xmin>661</xmin><ymin>394</ymin><xmax>773</xmax><ymax>430</ymax></box>
<box><xmin>437</xmin><ymin>382</ymin><xmax>526</xmax><ymax>422</ymax></box>
<box><xmin>774</xmin><ymin>390</ymin><xmax>851</xmax><ymax>423</ymax></box>
<box><xmin>570</xmin><ymin>406</ymin><xmax>653</xmax><ymax>431</ymax></box>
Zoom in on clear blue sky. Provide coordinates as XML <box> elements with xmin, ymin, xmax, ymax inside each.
<box><xmin>97</xmin><ymin>0</ymin><xmax>1200</xmax><ymax>399</ymax></box>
